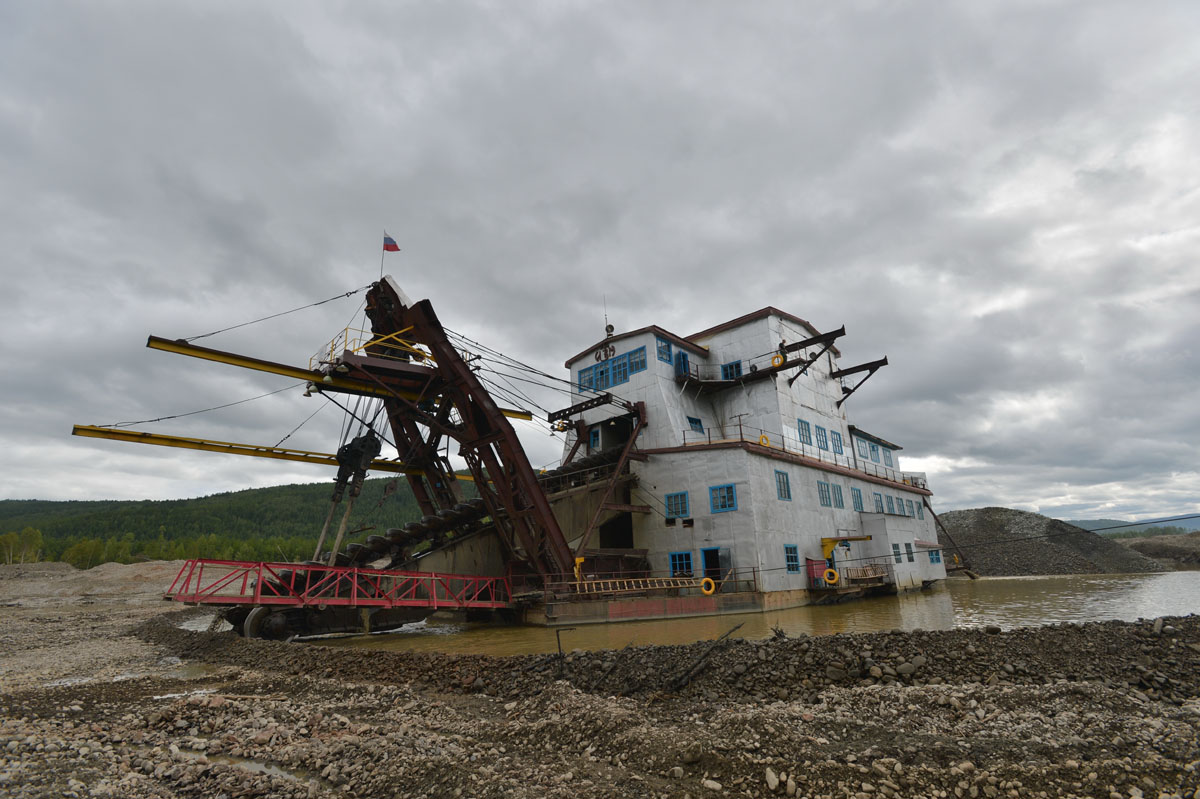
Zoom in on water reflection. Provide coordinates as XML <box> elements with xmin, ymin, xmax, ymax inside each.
<box><xmin>315</xmin><ymin>571</ymin><xmax>1200</xmax><ymax>657</ymax></box>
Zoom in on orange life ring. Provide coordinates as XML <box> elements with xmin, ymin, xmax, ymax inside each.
<box><xmin>823</xmin><ymin>568</ymin><xmax>840</xmax><ymax>585</ymax></box>
<box><xmin>700</xmin><ymin>577</ymin><xmax>717</xmax><ymax>596</ymax></box>
<box><xmin>771</xmin><ymin>354</ymin><xmax>785</xmax><ymax>368</ymax></box>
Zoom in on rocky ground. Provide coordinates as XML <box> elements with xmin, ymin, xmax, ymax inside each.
<box><xmin>936</xmin><ymin>508</ymin><xmax>1165</xmax><ymax>576</ymax></box>
<box><xmin>2</xmin><ymin>562</ymin><xmax>1199</xmax><ymax>799</ymax></box>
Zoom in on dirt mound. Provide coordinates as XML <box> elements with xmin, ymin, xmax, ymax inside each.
<box><xmin>0</xmin><ymin>560</ymin><xmax>186</xmax><ymax>606</ymax></box>
<box><xmin>1124</xmin><ymin>531</ymin><xmax>1200</xmax><ymax>567</ymax></box>
<box><xmin>937</xmin><ymin>507</ymin><xmax>1165</xmax><ymax>576</ymax></box>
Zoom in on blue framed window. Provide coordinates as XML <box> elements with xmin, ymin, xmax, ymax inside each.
<box><xmin>856</xmin><ymin>438</ymin><xmax>869</xmax><ymax>458</ymax></box>
<box><xmin>929</xmin><ymin>549</ymin><xmax>942</xmax><ymax>564</ymax></box>
<box><xmin>665</xmin><ymin>491</ymin><xmax>689</xmax><ymax>519</ymax></box>
<box><xmin>916</xmin><ymin>502</ymin><xmax>925</xmax><ymax>520</ymax></box>
<box><xmin>905</xmin><ymin>543</ymin><xmax>915</xmax><ymax>563</ymax></box>
<box><xmin>669</xmin><ymin>550</ymin><xmax>693</xmax><ymax>576</ymax></box>
<box><xmin>905</xmin><ymin>499</ymin><xmax>915</xmax><ymax>517</ymax></box>
<box><xmin>817</xmin><ymin>481</ymin><xmax>832</xmax><ymax>507</ymax></box>
<box><xmin>721</xmin><ymin>360</ymin><xmax>743</xmax><ymax>380</ymax></box>
<box><xmin>612</xmin><ymin>356</ymin><xmax>630</xmax><ymax>385</ymax></box>
<box><xmin>831</xmin><ymin>483</ymin><xmax>844</xmax><ymax>509</ymax></box>
<box><xmin>850</xmin><ymin>487</ymin><xmax>864</xmax><ymax>512</ymax></box>
<box><xmin>687</xmin><ymin>416</ymin><xmax>704</xmax><ymax>434</ymax></box>
<box><xmin>885</xmin><ymin>495</ymin><xmax>895</xmax><ymax>514</ymax></box>
<box><xmin>656</xmin><ymin>338</ymin><xmax>673</xmax><ymax>363</ymax></box>
<box><xmin>775</xmin><ymin>470</ymin><xmax>791</xmax><ymax>501</ymax></box>
<box><xmin>873</xmin><ymin>492</ymin><xmax>884</xmax><ymax>513</ymax></box>
<box><xmin>815</xmin><ymin>426</ymin><xmax>829</xmax><ymax>450</ymax></box>
<box><xmin>588</xmin><ymin>428</ymin><xmax>600</xmax><ymax>450</ymax></box>
<box><xmin>578</xmin><ymin>366</ymin><xmax>595</xmax><ymax>391</ymax></box>
<box><xmin>882</xmin><ymin>448</ymin><xmax>894</xmax><ymax>467</ymax></box>
<box><xmin>797</xmin><ymin>420</ymin><xmax>812</xmax><ymax>445</ymax></box>
<box><xmin>869</xmin><ymin>443</ymin><xmax>880</xmax><ymax>463</ymax></box>
<box><xmin>831</xmin><ymin>431</ymin><xmax>844</xmax><ymax>455</ymax></box>
<box><xmin>710</xmin><ymin>484</ymin><xmax>738</xmax><ymax>513</ymax></box>
<box><xmin>594</xmin><ymin>362</ymin><xmax>611</xmax><ymax>390</ymax></box>
<box><xmin>896</xmin><ymin>495</ymin><xmax>906</xmax><ymax>515</ymax></box>
<box><xmin>785</xmin><ymin>545</ymin><xmax>800</xmax><ymax>573</ymax></box>
<box><xmin>627</xmin><ymin>346</ymin><xmax>647</xmax><ymax>374</ymax></box>
<box><xmin>892</xmin><ymin>544</ymin><xmax>902</xmax><ymax>564</ymax></box>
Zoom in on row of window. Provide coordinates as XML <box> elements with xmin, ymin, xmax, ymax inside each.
<box><xmin>664</xmin><ymin>484</ymin><xmax>739</xmax><ymax>518</ymax></box>
<box><xmin>891</xmin><ymin>543</ymin><xmax>941</xmax><ymax>565</ymax></box>
<box><xmin>667</xmin><ymin>479</ymin><xmax>924</xmax><ymax>520</ymax></box>
<box><xmin>578</xmin><ymin>346</ymin><xmax>647</xmax><ymax>391</ymax></box>
<box><xmin>797</xmin><ymin>419</ymin><xmax>844</xmax><ymax>455</ymax></box>
<box><xmin>872</xmin><ymin>491</ymin><xmax>924</xmax><ymax>519</ymax></box>
<box><xmin>854</xmin><ymin>436</ymin><xmax>895</xmax><ymax>467</ymax></box>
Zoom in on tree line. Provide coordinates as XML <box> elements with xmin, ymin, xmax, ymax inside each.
<box><xmin>0</xmin><ymin>476</ymin><xmax>467</xmax><ymax>569</ymax></box>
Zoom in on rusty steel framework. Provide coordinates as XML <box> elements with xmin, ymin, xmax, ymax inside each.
<box><xmin>331</xmin><ymin>278</ymin><xmax>575</xmax><ymax>581</ymax></box>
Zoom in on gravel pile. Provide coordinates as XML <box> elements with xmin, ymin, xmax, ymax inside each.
<box><xmin>1124</xmin><ymin>532</ymin><xmax>1200</xmax><ymax>568</ymax></box>
<box><xmin>936</xmin><ymin>507</ymin><xmax>1165</xmax><ymax>576</ymax></box>
<box><xmin>2</xmin><ymin>612</ymin><xmax>1197</xmax><ymax>799</ymax></box>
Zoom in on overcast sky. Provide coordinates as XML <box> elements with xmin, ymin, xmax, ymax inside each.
<box><xmin>2</xmin><ymin>1</ymin><xmax>1197</xmax><ymax>522</ymax></box>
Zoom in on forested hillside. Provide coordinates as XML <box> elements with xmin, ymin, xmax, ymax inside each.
<box><xmin>0</xmin><ymin>477</ymin><xmax>435</xmax><ymax>568</ymax></box>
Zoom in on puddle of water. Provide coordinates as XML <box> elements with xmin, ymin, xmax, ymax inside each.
<box><xmin>152</xmin><ymin>689</ymin><xmax>215</xmax><ymax>700</ymax></box>
<box><xmin>178</xmin><ymin>613</ymin><xmax>232</xmax><ymax>633</ymax></box>
<box><xmin>176</xmin><ymin>748</ymin><xmax>319</xmax><ymax>784</ymax></box>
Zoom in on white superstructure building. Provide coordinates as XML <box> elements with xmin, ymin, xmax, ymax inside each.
<box><xmin>557</xmin><ymin>307</ymin><xmax>945</xmax><ymax>611</ymax></box>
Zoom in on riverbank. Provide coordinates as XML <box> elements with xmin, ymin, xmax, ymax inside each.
<box><xmin>2</xmin><ymin>562</ymin><xmax>1199</xmax><ymax>798</ymax></box>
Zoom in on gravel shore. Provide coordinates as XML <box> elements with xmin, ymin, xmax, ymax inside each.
<box><xmin>2</xmin><ymin>562</ymin><xmax>1198</xmax><ymax>798</ymax></box>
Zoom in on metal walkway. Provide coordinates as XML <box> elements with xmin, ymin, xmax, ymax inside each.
<box><xmin>165</xmin><ymin>559</ymin><xmax>512</xmax><ymax>610</ymax></box>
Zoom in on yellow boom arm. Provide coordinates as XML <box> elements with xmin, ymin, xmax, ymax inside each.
<box><xmin>71</xmin><ymin>425</ymin><xmax>474</xmax><ymax>481</ymax></box>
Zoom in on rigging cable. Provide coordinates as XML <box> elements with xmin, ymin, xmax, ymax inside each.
<box><xmin>97</xmin><ymin>382</ymin><xmax>305</xmax><ymax>428</ymax></box>
<box><xmin>183</xmin><ymin>284</ymin><xmax>372</xmax><ymax>343</ymax></box>
<box><xmin>274</xmin><ymin>401</ymin><xmax>328</xmax><ymax>449</ymax></box>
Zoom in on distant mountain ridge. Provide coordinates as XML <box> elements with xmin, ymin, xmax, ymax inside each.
<box><xmin>1068</xmin><ymin>516</ymin><xmax>1200</xmax><ymax>536</ymax></box>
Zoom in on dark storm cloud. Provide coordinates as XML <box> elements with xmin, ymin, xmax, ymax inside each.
<box><xmin>2</xmin><ymin>1</ymin><xmax>1198</xmax><ymax>521</ymax></box>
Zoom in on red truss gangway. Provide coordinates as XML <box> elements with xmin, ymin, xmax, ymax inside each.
<box><xmin>165</xmin><ymin>559</ymin><xmax>512</xmax><ymax>611</ymax></box>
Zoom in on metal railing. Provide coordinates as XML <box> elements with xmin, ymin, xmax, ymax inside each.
<box><xmin>810</xmin><ymin>558</ymin><xmax>894</xmax><ymax>589</ymax></box>
<box><xmin>513</xmin><ymin>565</ymin><xmax>761</xmax><ymax>598</ymax></box>
<box><xmin>309</xmin><ymin>326</ymin><xmax>435</xmax><ymax>369</ymax></box>
<box><xmin>679</xmin><ymin>422</ymin><xmax>922</xmax><ymax>491</ymax></box>
<box><xmin>165</xmin><ymin>559</ymin><xmax>512</xmax><ymax>610</ymax></box>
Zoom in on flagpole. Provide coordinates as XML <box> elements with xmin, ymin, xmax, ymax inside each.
<box><xmin>380</xmin><ymin>230</ymin><xmax>386</xmax><ymax>279</ymax></box>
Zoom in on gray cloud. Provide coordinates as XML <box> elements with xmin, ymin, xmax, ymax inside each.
<box><xmin>2</xmin><ymin>1</ymin><xmax>1198</xmax><ymax>522</ymax></box>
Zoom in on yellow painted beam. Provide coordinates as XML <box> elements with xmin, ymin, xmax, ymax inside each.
<box><xmin>146</xmin><ymin>335</ymin><xmax>407</xmax><ymax>398</ymax></box>
<box><xmin>821</xmin><ymin>535</ymin><xmax>872</xmax><ymax>560</ymax></box>
<box><xmin>145</xmin><ymin>335</ymin><xmax>532</xmax><ymax>421</ymax></box>
<box><xmin>72</xmin><ymin>425</ymin><xmax>419</xmax><ymax>474</ymax></box>
<box><xmin>71</xmin><ymin>425</ymin><xmax>480</xmax><ymax>485</ymax></box>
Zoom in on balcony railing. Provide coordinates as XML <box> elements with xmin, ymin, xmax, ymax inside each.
<box><xmin>679</xmin><ymin>423</ymin><xmax>924</xmax><ymax>490</ymax></box>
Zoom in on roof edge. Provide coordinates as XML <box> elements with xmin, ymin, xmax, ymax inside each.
<box><xmin>564</xmin><ymin>325</ymin><xmax>708</xmax><ymax>368</ymax></box>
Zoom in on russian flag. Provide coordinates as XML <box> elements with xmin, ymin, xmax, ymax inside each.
<box><xmin>383</xmin><ymin>234</ymin><xmax>400</xmax><ymax>252</ymax></box>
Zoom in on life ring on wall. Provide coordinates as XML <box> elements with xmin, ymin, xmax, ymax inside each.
<box><xmin>823</xmin><ymin>568</ymin><xmax>840</xmax><ymax>586</ymax></box>
<box><xmin>771</xmin><ymin>353</ymin><xmax>785</xmax><ymax>368</ymax></box>
<box><xmin>700</xmin><ymin>577</ymin><xmax>717</xmax><ymax>596</ymax></box>
<box><xmin>758</xmin><ymin>434</ymin><xmax>770</xmax><ymax>447</ymax></box>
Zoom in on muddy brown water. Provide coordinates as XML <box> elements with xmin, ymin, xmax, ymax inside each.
<box><xmin>313</xmin><ymin>571</ymin><xmax>1200</xmax><ymax>657</ymax></box>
